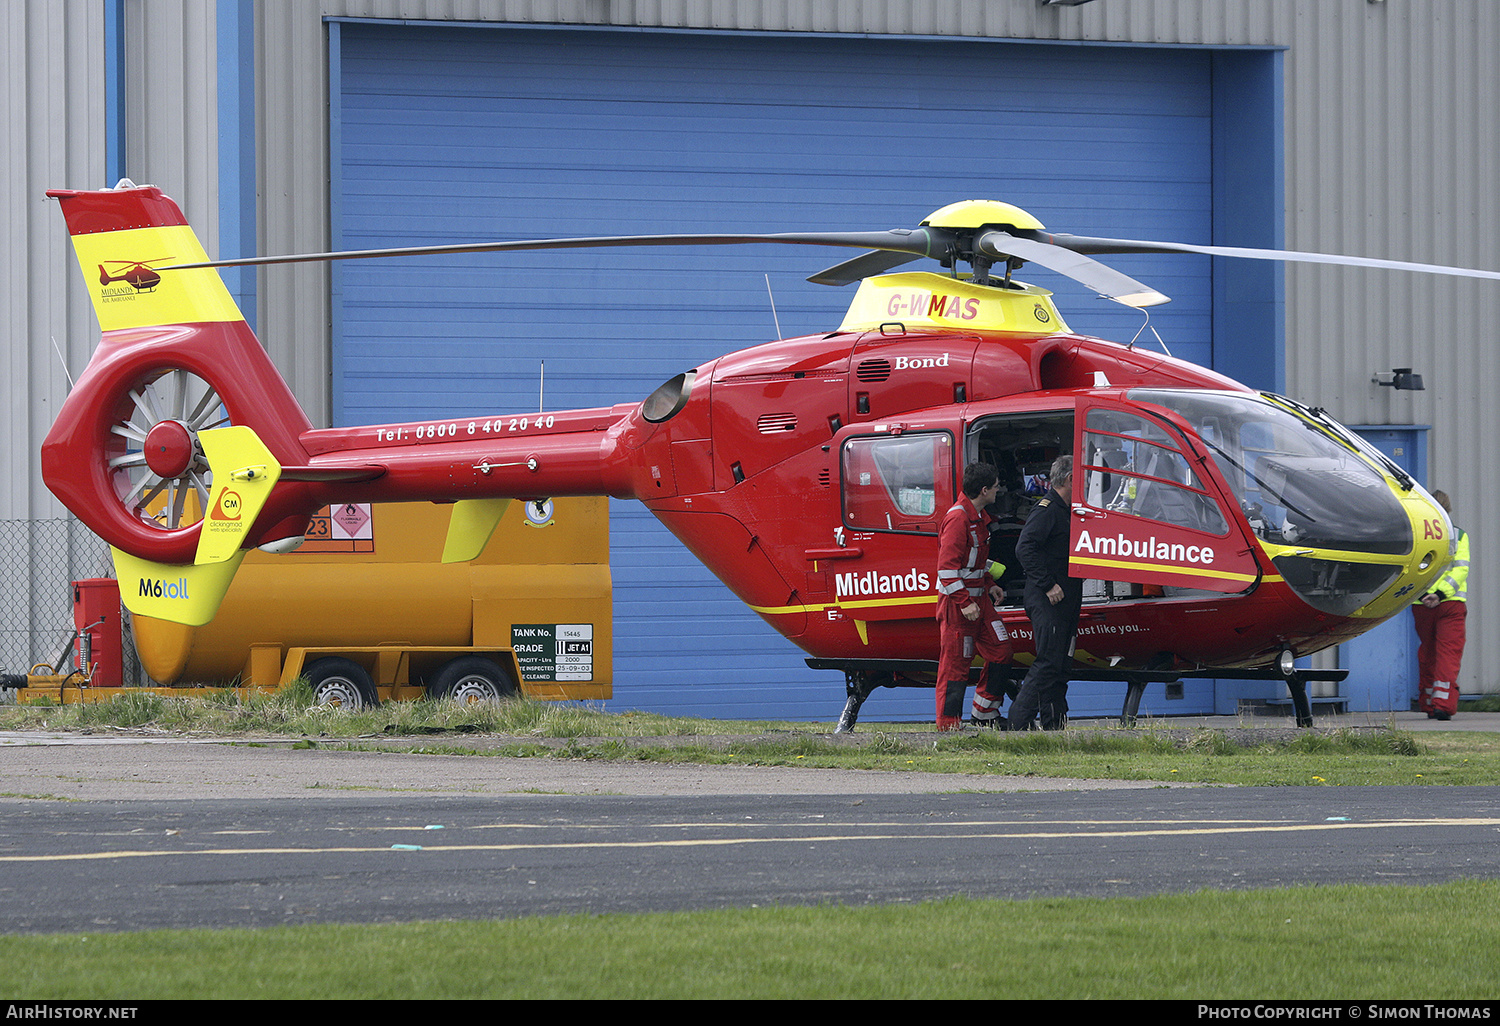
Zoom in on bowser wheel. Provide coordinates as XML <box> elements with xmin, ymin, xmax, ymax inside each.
<box><xmin>306</xmin><ymin>657</ymin><xmax>378</xmax><ymax>710</ymax></box>
<box><xmin>106</xmin><ymin>368</ymin><xmax>229</xmax><ymax>531</ymax></box>
<box><xmin>427</xmin><ymin>656</ymin><xmax>517</xmax><ymax>705</ymax></box>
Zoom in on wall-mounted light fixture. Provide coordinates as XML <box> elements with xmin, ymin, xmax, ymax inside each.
<box><xmin>1373</xmin><ymin>368</ymin><xmax>1425</xmax><ymax>391</ymax></box>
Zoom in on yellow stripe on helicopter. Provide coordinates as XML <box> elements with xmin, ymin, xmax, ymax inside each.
<box><xmin>69</xmin><ymin>225</ymin><xmax>245</xmax><ymax>332</ymax></box>
<box><xmin>838</xmin><ymin>271</ymin><xmax>1071</xmax><ymax>334</ymax></box>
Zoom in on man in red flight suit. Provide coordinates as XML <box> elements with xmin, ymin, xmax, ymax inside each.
<box><xmin>934</xmin><ymin>462</ymin><xmax>1014</xmax><ymax>730</ymax></box>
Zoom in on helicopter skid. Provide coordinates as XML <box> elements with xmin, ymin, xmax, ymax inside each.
<box><xmin>814</xmin><ymin>658</ymin><xmax>1345</xmax><ymax>731</ymax></box>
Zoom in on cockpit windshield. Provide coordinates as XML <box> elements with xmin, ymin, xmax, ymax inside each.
<box><xmin>1128</xmin><ymin>390</ymin><xmax>1412</xmax><ymax>556</ymax></box>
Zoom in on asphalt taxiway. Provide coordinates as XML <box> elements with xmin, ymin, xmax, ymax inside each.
<box><xmin>0</xmin><ymin>716</ymin><xmax>1496</xmax><ymax>932</ymax></box>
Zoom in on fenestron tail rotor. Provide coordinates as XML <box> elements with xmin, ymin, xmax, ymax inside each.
<box><xmin>108</xmin><ymin>368</ymin><xmax>227</xmax><ymax>532</ymax></box>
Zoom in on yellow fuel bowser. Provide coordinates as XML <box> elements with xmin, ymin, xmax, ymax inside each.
<box><xmin>12</xmin><ymin>498</ymin><xmax>611</xmax><ymax>708</ymax></box>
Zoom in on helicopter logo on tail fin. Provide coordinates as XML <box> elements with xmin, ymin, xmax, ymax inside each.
<box><xmin>98</xmin><ymin>259</ymin><xmax>169</xmax><ymax>293</ymax></box>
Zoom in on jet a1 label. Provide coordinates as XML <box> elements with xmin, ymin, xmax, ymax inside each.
<box><xmin>512</xmin><ymin>623</ymin><xmax>593</xmax><ymax>681</ymax></box>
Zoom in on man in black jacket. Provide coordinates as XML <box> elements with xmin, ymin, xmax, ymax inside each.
<box><xmin>1007</xmin><ymin>455</ymin><xmax>1084</xmax><ymax>731</ymax></box>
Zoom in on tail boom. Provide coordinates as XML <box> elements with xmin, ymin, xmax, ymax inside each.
<box><xmin>295</xmin><ymin>404</ymin><xmax>641</xmax><ymax>504</ymax></box>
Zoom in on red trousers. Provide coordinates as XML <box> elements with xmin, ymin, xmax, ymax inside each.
<box><xmin>1412</xmin><ymin>601</ymin><xmax>1466</xmax><ymax>716</ymax></box>
<box><xmin>936</xmin><ymin>603</ymin><xmax>1012</xmax><ymax>728</ymax></box>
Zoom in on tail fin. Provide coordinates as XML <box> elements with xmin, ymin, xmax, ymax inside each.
<box><xmin>441</xmin><ymin>499</ymin><xmax>513</xmax><ymax>563</ymax></box>
<box><xmin>45</xmin><ymin>182</ymin><xmax>318</xmax><ymax>620</ymax></box>
<box><xmin>49</xmin><ymin>183</ymin><xmax>254</xmax><ymax>336</ymax></box>
<box><xmin>109</xmin><ymin>549</ymin><xmax>248</xmax><ymax>628</ymax></box>
<box><xmin>193</xmin><ymin>426</ymin><xmax>284</xmax><ymax>564</ymax></box>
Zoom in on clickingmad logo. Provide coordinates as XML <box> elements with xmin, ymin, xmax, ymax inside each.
<box><xmin>211</xmin><ymin>490</ymin><xmax>243</xmax><ymax>521</ymax></box>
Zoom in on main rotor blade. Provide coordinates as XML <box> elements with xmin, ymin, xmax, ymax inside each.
<box><xmin>807</xmin><ymin>248</ymin><xmax>926</xmax><ymax>286</ymax></box>
<box><xmin>977</xmin><ymin>232</ymin><xmax>1170</xmax><ymax>308</ymax></box>
<box><xmin>159</xmin><ymin>228</ymin><xmax>953</xmax><ymax>272</ymax></box>
<box><xmin>1024</xmin><ymin>231</ymin><xmax>1500</xmax><ymax>284</ymax></box>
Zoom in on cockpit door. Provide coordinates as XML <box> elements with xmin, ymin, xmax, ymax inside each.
<box><xmin>1069</xmin><ymin>398</ymin><xmax>1261</xmax><ymax>593</ymax></box>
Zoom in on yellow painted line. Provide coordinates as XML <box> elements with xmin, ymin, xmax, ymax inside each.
<box><xmin>753</xmin><ymin>574</ymin><xmax>1301</xmax><ymax>617</ymax></box>
<box><xmin>840</xmin><ymin>596</ymin><xmax>936</xmax><ymax>610</ymax></box>
<box><xmin>750</xmin><ymin>595</ymin><xmax>937</xmax><ymax>616</ymax></box>
<box><xmin>5</xmin><ymin>818</ymin><xmax>1495</xmax><ymax>863</ymax></box>
<box><xmin>482</xmin><ymin>817</ymin><xmax>1299</xmax><ymax>830</ymax></box>
<box><xmin>1070</xmin><ymin>556</ymin><xmax>1258</xmax><ymax>583</ymax></box>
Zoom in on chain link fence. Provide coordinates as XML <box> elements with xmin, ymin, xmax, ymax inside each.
<box><xmin>0</xmin><ymin>519</ymin><xmax>143</xmax><ymax>685</ymax></box>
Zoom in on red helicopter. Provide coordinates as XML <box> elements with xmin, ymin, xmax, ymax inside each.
<box><xmin>97</xmin><ymin>258</ymin><xmax>167</xmax><ymax>292</ymax></box>
<box><xmin>44</xmin><ymin>183</ymin><xmax>1496</xmax><ymax>729</ymax></box>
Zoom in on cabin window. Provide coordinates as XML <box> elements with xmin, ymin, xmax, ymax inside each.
<box><xmin>1129</xmin><ymin>389</ymin><xmax>1413</xmax><ymax>556</ymax></box>
<box><xmin>840</xmin><ymin>431</ymin><xmax>953</xmax><ymax>535</ymax></box>
<box><xmin>1082</xmin><ymin>408</ymin><xmax>1228</xmax><ymax>536</ymax></box>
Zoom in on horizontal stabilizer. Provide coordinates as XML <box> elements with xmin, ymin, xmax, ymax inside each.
<box><xmin>442</xmin><ymin>498</ymin><xmax>512</xmax><ymax>563</ymax></box>
<box><xmin>279</xmin><ymin>465</ymin><xmax>387</xmax><ymax>483</ymax></box>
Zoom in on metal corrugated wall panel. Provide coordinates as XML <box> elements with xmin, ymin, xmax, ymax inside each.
<box><xmin>257</xmin><ymin>1</ymin><xmax>336</xmax><ymax>423</ymax></box>
<box><xmin>332</xmin><ymin>22</ymin><xmax>1214</xmax><ymax>719</ymax></box>
<box><xmin>7</xmin><ymin>1</ymin><xmax>119</xmax><ymax>668</ymax></box>
<box><xmin>324</xmin><ymin>0</ymin><xmax>1288</xmax><ymax>45</ymax></box>
<box><xmin>116</xmin><ymin>2</ymin><xmax>220</xmax><ymax>264</ymax></box>
<box><xmin>8</xmin><ymin>1</ymin><xmax>108</xmax><ymax>521</ymax></box>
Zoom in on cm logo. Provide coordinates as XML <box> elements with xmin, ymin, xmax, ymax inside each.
<box><xmin>211</xmin><ymin>489</ymin><xmax>243</xmax><ymax>521</ymax></box>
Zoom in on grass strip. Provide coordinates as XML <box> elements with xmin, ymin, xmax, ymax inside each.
<box><xmin>4</xmin><ymin>691</ymin><xmax>1500</xmax><ymax>786</ymax></box>
<box><xmin>1</xmin><ymin>881</ymin><xmax>1495</xmax><ymax>1000</ymax></box>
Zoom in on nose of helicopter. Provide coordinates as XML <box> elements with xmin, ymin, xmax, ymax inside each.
<box><xmin>1267</xmin><ymin>482</ymin><xmax>1453</xmax><ymax>624</ymax></box>
<box><xmin>1371</xmin><ymin>483</ymin><xmax>1456</xmax><ymax>619</ymax></box>
<box><xmin>1124</xmin><ymin>389</ymin><xmax>1453</xmax><ymax>627</ymax></box>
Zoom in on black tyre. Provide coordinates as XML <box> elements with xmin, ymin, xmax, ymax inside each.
<box><xmin>306</xmin><ymin>657</ymin><xmax>378</xmax><ymax>710</ymax></box>
<box><xmin>427</xmin><ymin>656</ymin><xmax>517</xmax><ymax>705</ymax></box>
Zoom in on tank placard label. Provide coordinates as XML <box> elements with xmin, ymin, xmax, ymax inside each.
<box><xmin>512</xmin><ymin>623</ymin><xmax>594</xmax><ymax>682</ymax></box>
<box><xmin>301</xmin><ymin>504</ymin><xmax>375</xmax><ymax>553</ymax></box>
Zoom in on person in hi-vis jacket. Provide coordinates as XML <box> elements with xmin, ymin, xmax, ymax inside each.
<box><xmin>1413</xmin><ymin>489</ymin><xmax>1468</xmax><ymax>720</ymax></box>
